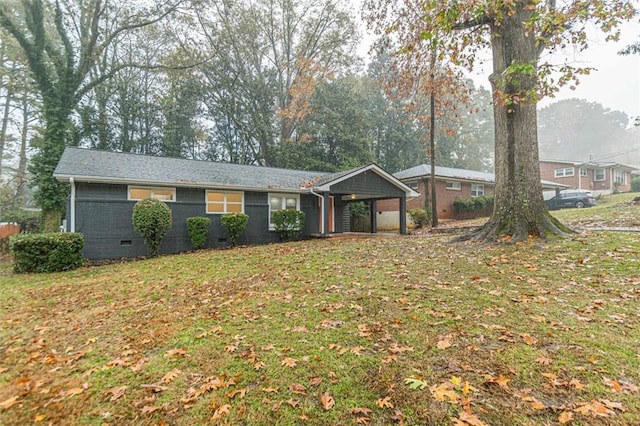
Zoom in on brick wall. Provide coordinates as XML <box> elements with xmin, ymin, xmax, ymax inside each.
<box><xmin>378</xmin><ymin>178</ymin><xmax>495</xmax><ymax>220</ymax></box>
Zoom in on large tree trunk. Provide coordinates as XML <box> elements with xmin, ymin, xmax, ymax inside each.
<box><xmin>460</xmin><ymin>1</ymin><xmax>571</xmax><ymax>242</ymax></box>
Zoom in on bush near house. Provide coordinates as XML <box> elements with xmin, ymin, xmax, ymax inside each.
<box><xmin>186</xmin><ymin>217</ymin><xmax>211</xmax><ymax>249</ymax></box>
<box><xmin>408</xmin><ymin>208</ymin><xmax>429</xmax><ymax>228</ymax></box>
<box><xmin>273</xmin><ymin>209</ymin><xmax>305</xmax><ymax>239</ymax></box>
<box><xmin>453</xmin><ymin>195</ymin><xmax>494</xmax><ymax>219</ymax></box>
<box><xmin>9</xmin><ymin>232</ymin><xmax>84</xmax><ymax>273</ymax></box>
<box><xmin>132</xmin><ymin>198</ymin><xmax>172</xmax><ymax>257</ymax></box>
<box><xmin>631</xmin><ymin>177</ymin><xmax>640</xmax><ymax>192</ymax></box>
<box><xmin>221</xmin><ymin>213</ymin><xmax>249</xmax><ymax>246</ymax></box>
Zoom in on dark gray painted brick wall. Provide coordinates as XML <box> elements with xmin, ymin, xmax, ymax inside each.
<box><xmin>70</xmin><ymin>183</ymin><xmax>320</xmax><ymax>260</ymax></box>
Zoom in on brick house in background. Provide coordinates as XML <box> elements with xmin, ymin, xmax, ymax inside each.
<box><xmin>539</xmin><ymin>160</ymin><xmax>638</xmax><ymax>195</ymax></box>
<box><xmin>376</xmin><ymin>164</ymin><xmax>568</xmax><ymax>229</ymax></box>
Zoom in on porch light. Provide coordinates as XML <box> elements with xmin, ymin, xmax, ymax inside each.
<box><xmin>350</xmin><ymin>194</ymin><xmax>356</xmax><ymax>199</ymax></box>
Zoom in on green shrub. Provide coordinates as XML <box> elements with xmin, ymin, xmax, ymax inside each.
<box><xmin>631</xmin><ymin>177</ymin><xmax>640</xmax><ymax>192</ymax></box>
<box><xmin>453</xmin><ymin>195</ymin><xmax>494</xmax><ymax>214</ymax></box>
<box><xmin>221</xmin><ymin>212</ymin><xmax>249</xmax><ymax>246</ymax></box>
<box><xmin>132</xmin><ymin>198</ymin><xmax>172</xmax><ymax>257</ymax></box>
<box><xmin>10</xmin><ymin>232</ymin><xmax>84</xmax><ymax>273</ymax></box>
<box><xmin>408</xmin><ymin>208</ymin><xmax>429</xmax><ymax>228</ymax></box>
<box><xmin>349</xmin><ymin>201</ymin><xmax>369</xmax><ymax>217</ymax></box>
<box><xmin>187</xmin><ymin>217</ymin><xmax>211</xmax><ymax>249</ymax></box>
<box><xmin>273</xmin><ymin>209</ymin><xmax>305</xmax><ymax>239</ymax></box>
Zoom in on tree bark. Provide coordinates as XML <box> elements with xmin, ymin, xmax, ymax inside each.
<box><xmin>459</xmin><ymin>1</ymin><xmax>571</xmax><ymax>242</ymax></box>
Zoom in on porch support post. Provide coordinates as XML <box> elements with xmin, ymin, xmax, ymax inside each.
<box><xmin>399</xmin><ymin>195</ymin><xmax>407</xmax><ymax>235</ymax></box>
<box><xmin>323</xmin><ymin>192</ymin><xmax>330</xmax><ymax>235</ymax></box>
<box><xmin>370</xmin><ymin>200</ymin><xmax>377</xmax><ymax>234</ymax></box>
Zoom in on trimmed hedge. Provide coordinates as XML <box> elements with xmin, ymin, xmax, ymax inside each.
<box><xmin>453</xmin><ymin>195</ymin><xmax>494</xmax><ymax>213</ymax></box>
<box><xmin>132</xmin><ymin>198</ymin><xmax>172</xmax><ymax>257</ymax></box>
<box><xmin>631</xmin><ymin>177</ymin><xmax>640</xmax><ymax>192</ymax></box>
<box><xmin>273</xmin><ymin>209</ymin><xmax>305</xmax><ymax>239</ymax></box>
<box><xmin>221</xmin><ymin>213</ymin><xmax>249</xmax><ymax>246</ymax></box>
<box><xmin>187</xmin><ymin>217</ymin><xmax>211</xmax><ymax>249</ymax></box>
<box><xmin>10</xmin><ymin>233</ymin><xmax>84</xmax><ymax>273</ymax></box>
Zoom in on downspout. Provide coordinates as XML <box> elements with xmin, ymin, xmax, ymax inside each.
<box><xmin>309</xmin><ymin>188</ymin><xmax>324</xmax><ymax>234</ymax></box>
<box><xmin>69</xmin><ymin>177</ymin><xmax>76</xmax><ymax>233</ymax></box>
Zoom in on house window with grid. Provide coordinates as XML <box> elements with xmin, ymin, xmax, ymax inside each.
<box><xmin>269</xmin><ymin>194</ymin><xmax>300</xmax><ymax>229</ymax></box>
<box><xmin>446</xmin><ymin>181</ymin><xmax>461</xmax><ymax>190</ymax></box>
<box><xmin>580</xmin><ymin>168</ymin><xmax>588</xmax><ymax>177</ymax></box>
<box><xmin>554</xmin><ymin>168</ymin><xmax>574</xmax><ymax>178</ymax></box>
<box><xmin>614</xmin><ymin>170</ymin><xmax>626</xmax><ymax>185</ymax></box>
<box><xmin>594</xmin><ymin>169</ymin><xmax>605</xmax><ymax>181</ymax></box>
<box><xmin>206</xmin><ymin>191</ymin><xmax>244</xmax><ymax>214</ymax></box>
<box><xmin>128</xmin><ymin>186</ymin><xmax>176</xmax><ymax>201</ymax></box>
<box><xmin>406</xmin><ymin>181</ymin><xmax>419</xmax><ymax>190</ymax></box>
<box><xmin>471</xmin><ymin>184</ymin><xmax>485</xmax><ymax>197</ymax></box>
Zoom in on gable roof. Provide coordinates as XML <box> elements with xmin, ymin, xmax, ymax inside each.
<box><xmin>394</xmin><ymin>163</ymin><xmax>569</xmax><ymax>190</ymax></box>
<box><xmin>54</xmin><ymin>148</ymin><xmax>418</xmax><ymax>196</ymax></box>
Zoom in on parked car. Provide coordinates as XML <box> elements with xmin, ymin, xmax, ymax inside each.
<box><xmin>545</xmin><ymin>190</ymin><xmax>596</xmax><ymax>210</ymax></box>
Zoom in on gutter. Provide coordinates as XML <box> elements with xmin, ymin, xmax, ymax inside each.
<box><xmin>69</xmin><ymin>177</ymin><xmax>76</xmax><ymax>232</ymax></box>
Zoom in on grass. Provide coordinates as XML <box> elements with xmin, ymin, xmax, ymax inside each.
<box><xmin>1</xmin><ymin>194</ymin><xmax>639</xmax><ymax>425</ymax></box>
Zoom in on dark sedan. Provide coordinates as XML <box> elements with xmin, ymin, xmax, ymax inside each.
<box><xmin>545</xmin><ymin>190</ymin><xmax>597</xmax><ymax>210</ymax></box>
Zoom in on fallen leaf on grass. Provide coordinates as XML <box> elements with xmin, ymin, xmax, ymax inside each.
<box><xmin>226</xmin><ymin>388</ymin><xmax>248</xmax><ymax>399</ymax></box>
<box><xmin>0</xmin><ymin>396</ymin><xmax>20</xmax><ymax>410</ymax></box>
<box><xmin>282</xmin><ymin>357</ymin><xmax>297</xmax><ymax>368</ymax></box>
<box><xmin>309</xmin><ymin>376</ymin><xmax>322</xmax><ymax>386</ymax></box>
<box><xmin>558</xmin><ymin>411</ymin><xmax>573</xmax><ymax>424</ymax></box>
<box><xmin>573</xmin><ymin>399</ymin><xmax>624</xmax><ymax>417</ymax></box>
<box><xmin>289</xmin><ymin>383</ymin><xmax>307</xmax><ymax>395</ymax></box>
<box><xmin>164</xmin><ymin>348</ymin><xmax>188</xmax><ymax>358</ymax></box>
<box><xmin>603</xmin><ymin>377</ymin><xmax>638</xmax><ymax>393</ymax></box>
<box><xmin>141</xmin><ymin>403</ymin><xmax>168</xmax><ymax>414</ymax></box>
<box><xmin>321</xmin><ymin>392</ymin><xmax>335</xmax><ymax>410</ymax></box>
<box><xmin>535</xmin><ymin>356</ymin><xmax>552</xmax><ymax>365</ymax></box>
<box><xmin>212</xmin><ymin>404</ymin><xmax>231</xmax><ymax>420</ymax></box>
<box><xmin>520</xmin><ymin>333</ymin><xmax>537</xmax><ymax>345</ymax></box>
<box><xmin>104</xmin><ymin>386</ymin><xmax>128</xmax><ymax>402</ymax></box>
<box><xmin>453</xmin><ymin>410</ymin><xmax>487</xmax><ymax>426</ymax></box>
<box><xmin>376</xmin><ymin>396</ymin><xmax>394</xmax><ymax>408</ymax></box>
<box><xmin>430</xmin><ymin>382</ymin><xmax>459</xmax><ymax>403</ymax></box>
<box><xmin>349</xmin><ymin>407</ymin><xmax>373</xmax><ymax>415</ymax></box>
<box><xmin>484</xmin><ymin>374</ymin><xmax>510</xmax><ymax>391</ymax></box>
<box><xmin>161</xmin><ymin>368</ymin><xmax>182</xmax><ymax>384</ymax></box>
<box><xmin>404</xmin><ymin>377</ymin><xmax>429</xmax><ymax>390</ymax></box>
<box><xmin>437</xmin><ymin>336</ymin><xmax>452</xmax><ymax>350</ymax></box>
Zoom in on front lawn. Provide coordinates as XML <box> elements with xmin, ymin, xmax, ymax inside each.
<box><xmin>1</xmin><ymin>198</ymin><xmax>639</xmax><ymax>425</ymax></box>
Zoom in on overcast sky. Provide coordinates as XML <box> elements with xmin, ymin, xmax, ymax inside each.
<box><xmin>351</xmin><ymin>4</ymin><xmax>640</xmax><ymax>124</ymax></box>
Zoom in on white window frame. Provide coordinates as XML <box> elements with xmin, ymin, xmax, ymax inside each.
<box><xmin>579</xmin><ymin>168</ymin><xmax>588</xmax><ymax>177</ymax></box>
<box><xmin>554</xmin><ymin>167</ymin><xmax>574</xmax><ymax>178</ymax></box>
<box><xmin>205</xmin><ymin>190</ymin><xmax>245</xmax><ymax>214</ymax></box>
<box><xmin>613</xmin><ymin>170</ymin><xmax>626</xmax><ymax>185</ymax></box>
<box><xmin>268</xmin><ymin>193</ymin><xmax>300</xmax><ymax>230</ymax></box>
<box><xmin>445</xmin><ymin>181</ymin><xmax>461</xmax><ymax>190</ymax></box>
<box><xmin>471</xmin><ymin>184</ymin><xmax>485</xmax><ymax>197</ymax></box>
<box><xmin>594</xmin><ymin>169</ymin><xmax>606</xmax><ymax>181</ymax></box>
<box><xmin>406</xmin><ymin>181</ymin><xmax>419</xmax><ymax>190</ymax></box>
<box><xmin>128</xmin><ymin>186</ymin><xmax>176</xmax><ymax>202</ymax></box>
